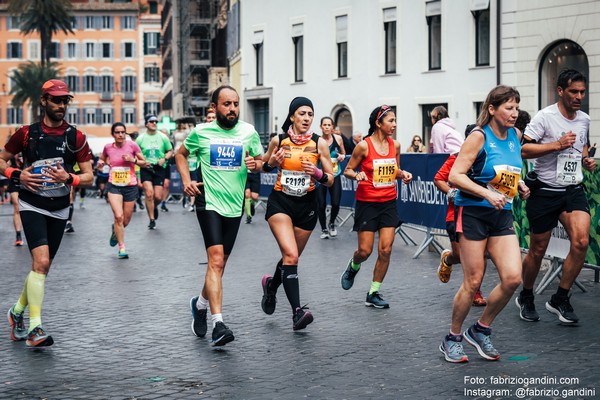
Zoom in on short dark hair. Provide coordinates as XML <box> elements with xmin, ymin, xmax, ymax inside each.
<box><xmin>320</xmin><ymin>116</ymin><xmax>334</xmax><ymax>125</ymax></box>
<box><xmin>211</xmin><ymin>85</ymin><xmax>238</xmax><ymax>105</ymax></box>
<box><xmin>557</xmin><ymin>69</ymin><xmax>587</xmax><ymax>90</ymax></box>
<box><xmin>111</xmin><ymin>122</ymin><xmax>126</xmax><ymax>135</ymax></box>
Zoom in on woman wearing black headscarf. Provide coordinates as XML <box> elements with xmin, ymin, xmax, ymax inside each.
<box><xmin>259</xmin><ymin>97</ymin><xmax>333</xmax><ymax>331</ymax></box>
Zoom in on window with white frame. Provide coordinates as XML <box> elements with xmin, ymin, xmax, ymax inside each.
<box><xmin>144</xmin><ymin>66</ymin><xmax>160</xmax><ymax>83</ymax></box>
<box><xmin>84</xmin><ymin>16</ymin><xmax>95</xmax><ymax>30</ymax></box>
<box><xmin>383</xmin><ymin>7</ymin><xmax>397</xmax><ymax>74</ymax></box>
<box><xmin>49</xmin><ymin>41</ymin><xmax>60</xmax><ymax>59</ymax></box>
<box><xmin>7</xmin><ymin>16</ymin><xmax>21</xmax><ymax>30</ymax></box>
<box><xmin>253</xmin><ymin>31</ymin><xmax>264</xmax><ymax>86</ymax></box>
<box><xmin>83</xmin><ymin>74</ymin><xmax>96</xmax><ymax>92</ymax></box>
<box><xmin>65</xmin><ymin>42</ymin><xmax>78</xmax><ymax>59</ymax></box>
<box><xmin>28</xmin><ymin>41</ymin><xmax>40</xmax><ymax>60</ymax></box>
<box><xmin>472</xmin><ymin>0</ymin><xmax>490</xmax><ymax>66</ymax></box>
<box><xmin>101</xmin><ymin>16</ymin><xmax>113</xmax><ymax>30</ymax></box>
<box><xmin>144</xmin><ymin>102</ymin><xmax>160</xmax><ymax>116</ymax></box>
<box><xmin>336</xmin><ymin>15</ymin><xmax>348</xmax><ymax>78</ymax></box>
<box><xmin>65</xmin><ymin>74</ymin><xmax>79</xmax><ymax>92</ymax></box>
<box><xmin>426</xmin><ymin>1</ymin><xmax>442</xmax><ymax>70</ymax></box>
<box><xmin>101</xmin><ymin>42</ymin><xmax>113</xmax><ymax>59</ymax></box>
<box><xmin>100</xmin><ymin>75</ymin><xmax>113</xmax><ymax>93</ymax></box>
<box><xmin>123</xmin><ymin>108</ymin><xmax>136</xmax><ymax>124</ymax></box>
<box><xmin>7</xmin><ymin>107</ymin><xmax>24</xmax><ymax>125</ymax></box>
<box><xmin>85</xmin><ymin>108</ymin><xmax>96</xmax><ymax>124</ymax></box>
<box><xmin>122</xmin><ymin>42</ymin><xmax>135</xmax><ymax>58</ymax></box>
<box><xmin>70</xmin><ymin>16</ymin><xmax>78</xmax><ymax>30</ymax></box>
<box><xmin>7</xmin><ymin>42</ymin><xmax>22</xmax><ymax>59</ymax></box>
<box><xmin>67</xmin><ymin>108</ymin><xmax>79</xmax><ymax>125</ymax></box>
<box><xmin>292</xmin><ymin>24</ymin><xmax>304</xmax><ymax>82</ymax></box>
<box><xmin>121</xmin><ymin>16</ymin><xmax>136</xmax><ymax>30</ymax></box>
<box><xmin>102</xmin><ymin>109</ymin><xmax>113</xmax><ymax>125</ymax></box>
<box><xmin>85</xmin><ymin>42</ymin><xmax>96</xmax><ymax>59</ymax></box>
<box><xmin>144</xmin><ymin>32</ymin><xmax>159</xmax><ymax>55</ymax></box>
<box><xmin>122</xmin><ymin>75</ymin><xmax>136</xmax><ymax>93</ymax></box>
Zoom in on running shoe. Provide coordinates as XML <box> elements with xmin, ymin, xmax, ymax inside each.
<box><xmin>109</xmin><ymin>224</ymin><xmax>118</xmax><ymax>247</ymax></box>
<box><xmin>439</xmin><ymin>334</ymin><xmax>469</xmax><ymax>363</ymax></box>
<box><xmin>190</xmin><ymin>296</ymin><xmax>208</xmax><ymax>337</ymax></box>
<box><xmin>26</xmin><ymin>326</ymin><xmax>54</xmax><ymax>347</ymax></box>
<box><xmin>328</xmin><ymin>223</ymin><xmax>337</xmax><ymax>237</ymax></box>
<box><xmin>137</xmin><ymin>198</ymin><xmax>145</xmax><ymax>210</ymax></box>
<box><xmin>79</xmin><ymin>201</ymin><xmax>85</xmax><ymax>209</ymax></box>
<box><xmin>341</xmin><ymin>259</ymin><xmax>359</xmax><ymax>290</ymax></box>
<box><xmin>463</xmin><ymin>325</ymin><xmax>500</xmax><ymax>360</ymax></box>
<box><xmin>320</xmin><ymin>229</ymin><xmax>329</xmax><ymax>239</ymax></box>
<box><xmin>161</xmin><ymin>203</ymin><xmax>169</xmax><ymax>212</ymax></box>
<box><xmin>365</xmin><ymin>291</ymin><xmax>389</xmax><ymax>309</ymax></box>
<box><xmin>212</xmin><ymin>321</ymin><xmax>234</xmax><ymax>346</ymax></box>
<box><xmin>7</xmin><ymin>308</ymin><xmax>27</xmax><ymax>341</ymax></box>
<box><xmin>292</xmin><ymin>306</ymin><xmax>313</xmax><ymax>331</ymax></box>
<box><xmin>188</xmin><ymin>204</ymin><xmax>195</xmax><ymax>212</ymax></box>
<box><xmin>15</xmin><ymin>233</ymin><xmax>23</xmax><ymax>247</ymax></box>
<box><xmin>472</xmin><ymin>290</ymin><xmax>487</xmax><ymax>307</ymax></box>
<box><xmin>118</xmin><ymin>247</ymin><xmax>129</xmax><ymax>259</ymax></box>
<box><xmin>546</xmin><ymin>294</ymin><xmax>579</xmax><ymax>324</ymax></box>
<box><xmin>515</xmin><ymin>292</ymin><xmax>540</xmax><ymax>322</ymax></box>
<box><xmin>261</xmin><ymin>275</ymin><xmax>277</xmax><ymax>315</ymax></box>
<box><xmin>64</xmin><ymin>221</ymin><xmax>75</xmax><ymax>233</ymax></box>
<box><xmin>148</xmin><ymin>220</ymin><xmax>156</xmax><ymax>230</ymax></box>
<box><xmin>154</xmin><ymin>206</ymin><xmax>159</xmax><ymax>220</ymax></box>
<box><xmin>437</xmin><ymin>249</ymin><xmax>452</xmax><ymax>283</ymax></box>
<box><xmin>245</xmin><ymin>216</ymin><xmax>252</xmax><ymax>224</ymax></box>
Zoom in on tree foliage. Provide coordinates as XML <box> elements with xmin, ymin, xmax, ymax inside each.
<box><xmin>8</xmin><ymin>0</ymin><xmax>74</xmax><ymax>66</ymax></box>
<box><xmin>10</xmin><ymin>61</ymin><xmax>61</xmax><ymax>122</ymax></box>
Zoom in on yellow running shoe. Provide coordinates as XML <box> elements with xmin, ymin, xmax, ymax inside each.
<box><xmin>437</xmin><ymin>249</ymin><xmax>453</xmax><ymax>283</ymax></box>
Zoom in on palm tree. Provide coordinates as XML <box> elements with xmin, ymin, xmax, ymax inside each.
<box><xmin>10</xmin><ymin>61</ymin><xmax>61</xmax><ymax>122</ymax></box>
<box><xmin>8</xmin><ymin>0</ymin><xmax>74</xmax><ymax>67</ymax></box>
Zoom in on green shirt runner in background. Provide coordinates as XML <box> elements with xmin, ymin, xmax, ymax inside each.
<box><xmin>183</xmin><ymin>120</ymin><xmax>263</xmax><ymax>217</ymax></box>
<box><xmin>136</xmin><ymin>132</ymin><xmax>173</xmax><ymax>167</ymax></box>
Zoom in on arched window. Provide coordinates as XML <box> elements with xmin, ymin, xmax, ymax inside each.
<box><xmin>539</xmin><ymin>40</ymin><xmax>589</xmax><ymax>113</ymax></box>
<box><xmin>333</xmin><ymin>107</ymin><xmax>353</xmax><ymax>138</ymax></box>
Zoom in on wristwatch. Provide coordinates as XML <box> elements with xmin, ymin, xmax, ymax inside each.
<box><xmin>65</xmin><ymin>174</ymin><xmax>74</xmax><ymax>185</ymax></box>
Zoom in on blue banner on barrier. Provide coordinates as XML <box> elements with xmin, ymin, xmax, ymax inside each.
<box><xmin>396</xmin><ymin>154</ymin><xmax>449</xmax><ymax>230</ymax></box>
<box><xmin>169</xmin><ymin>169</ymin><xmax>183</xmax><ymax>195</ymax></box>
<box><xmin>257</xmin><ymin>155</ymin><xmax>451</xmax><ymax>231</ymax></box>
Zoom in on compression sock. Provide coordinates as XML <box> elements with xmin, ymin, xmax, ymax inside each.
<box><xmin>13</xmin><ymin>274</ymin><xmax>30</xmax><ymax>315</ymax></box>
<box><xmin>556</xmin><ymin>286</ymin><xmax>569</xmax><ymax>299</ymax></box>
<box><xmin>270</xmin><ymin>259</ymin><xmax>283</xmax><ymax>291</ymax></box>
<box><xmin>26</xmin><ymin>271</ymin><xmax>46</xmax><ymax>331</ymax></box>
<box><xmin>68</xmin><ymin>203</ymin><xmax>74</xmax><ymax>221</ymax></box>
<box><xmin>281</xmin><ymin>265</ymin><xmax>300</xmax><ymax>311</ymax></box>
<box><xmin>351</xmin><ymin>259</ymin><xmax>361</xmax><ymax>272</ymax></box>
<box><xmin>368</xmin><ymin>281</ymin><xmax>382</xmax><ymax>295</ymax></box>
<box><xmin>244</xmin><ymin>197</ymin><xmax>252</xmax><ymax>216</ymax></box>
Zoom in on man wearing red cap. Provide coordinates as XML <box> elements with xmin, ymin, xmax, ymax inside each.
<box><xmin>0</xmin><ymin>79</ymin><xmax>93</xmax><ymax>347</ymax></box>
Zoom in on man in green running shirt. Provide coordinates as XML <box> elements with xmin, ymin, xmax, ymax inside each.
<box><xmin>175</xmin><ymin>85</ymin><xmax>263</xmax><ymax>347</ymax></box>
<box><xmin>136</xmin><ymin>115</ymin><xmax>173</xmax><ymax>229</ymax></box>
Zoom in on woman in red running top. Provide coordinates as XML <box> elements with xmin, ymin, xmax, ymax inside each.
<box><xmin>340</xmin><ymin>105</ymin><xmax>412</xmax><ymax>309</ymax></box>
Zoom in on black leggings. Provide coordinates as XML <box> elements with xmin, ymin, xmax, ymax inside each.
<box><xmin>317</xmin><ymin>175</ymin><xmax>342</xmax><ymax>230</ymax></box>
<box><xmin>196</xmin><ymin>209</ymin><xmax>242</xmax><ymax>255</ymax></box>
<box><xmin>20</xmin><ymin>210</ymin><xmax>67</xmax><ymax>259</ymax></box>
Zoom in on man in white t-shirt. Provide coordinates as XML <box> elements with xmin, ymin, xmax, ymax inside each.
<box><xmin>517</xmin><ymin>69</ymin><xmax>596</xmax><ymax>324</ymax></box>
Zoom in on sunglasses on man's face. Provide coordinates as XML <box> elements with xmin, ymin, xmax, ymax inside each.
<box><xmin>47</xmin><ymin>96</ymin><xmax>71</xmax><ymax>106</ymax></box>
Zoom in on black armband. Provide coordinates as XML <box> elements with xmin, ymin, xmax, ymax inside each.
<box><xmin>262</xmin><ymin>162</ymin><xmax>276</xmax><ymax>172</ymax></box>
<box><xmin>318</xmin><ymin>173</ymin><xmax>329</xmax><ymax>184</ymax></box>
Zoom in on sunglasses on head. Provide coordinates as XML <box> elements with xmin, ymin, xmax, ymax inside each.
<box><xmin>47</xmin><ymin>96</ymin><xmax>71</xmax><ymax>106</ymax></box>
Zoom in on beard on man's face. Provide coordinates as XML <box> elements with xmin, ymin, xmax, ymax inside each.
<box><xmin>216</xmin><ymin>111</ymin><xmax>238</xmax><ymax>129</ymax></box>
<box><xmin>45</xmin><ymin>106</ymin><xmax>65</xmax><ymax>122</ymax></box>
